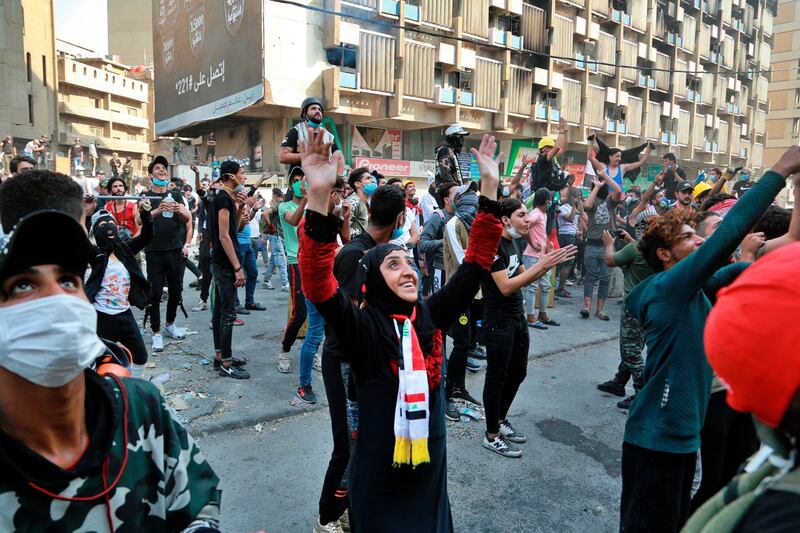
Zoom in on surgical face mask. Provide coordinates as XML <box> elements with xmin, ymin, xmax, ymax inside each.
<box><xmin>153</xmin><ymin>177</ymin><xmax>170</xmax><ymax>187</ymax></box>
<box><xmin>234</xmin><ymin>184</ymin><xmax>245</xmax><ymax>194</ymax></box>
<box><xmin>391</xmin><ymin>228</ymin><xmax>404</xmax><ymax>240</ymax></box>
<box><xmin>363</xmin><ymin>182</ymin><xmax>377</xmax><ymax>196</ymax></box>
<box><xmin>0</xmin><ymin>295</ymin><xmax>105</xmax><ymax>387</ymax></box>
<box><xmin>507</xmin><ymin>224</ymin><xmax>522</xmax><ymax>239</ymax></box>
<box><xmin>306</xmin><ymin>118</ymin><xmax>322</xmax><ymax>128</ymax></box>
<box><xmin>334</xmin><ymin>200</ymin><xmax>343</xmax><ymax>213</ymax></box>
<box><xmin>501</xmin><ymin>186</ymin><xmax>510</xmax><ymax>197</ymax></box>
<box><xmin>292</xmin><ymin>180</ymin><xmax>303</xmax><ymax>198</ymax></box>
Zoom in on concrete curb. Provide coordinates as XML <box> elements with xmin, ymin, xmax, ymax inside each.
<box><xmin>192</xmin><ymin>334</ymin><xmax>622</xmax><ymax>436</ymax></box>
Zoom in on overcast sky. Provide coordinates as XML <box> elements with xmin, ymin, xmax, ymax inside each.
<box><xmin>54</xmin><ymin>0</ymin><xmax>108</xmax><ymax>55</ymax></box>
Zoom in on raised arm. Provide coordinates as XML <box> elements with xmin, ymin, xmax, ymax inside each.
<box><xmin>584</xmin><ymin>176</ymin><xmax>604</xmax><ymax>210</ymax></box>
<box><xmin>760</xmin><ymin>173</ymin><xmax>800</xmax><ymax>254</ymax></box>
<box><xmin>628</xmin><ymin>173</ymin><xmax>663</xmax><ymax>226</ymax></box>
<box><xmin>624</xmin><ymin>143</ymin><xmax>652</xmax><ymax>173</ymax></box>
<box><xmin>661</xmin><ymin>148</ymin><xmax>800</xmax><ymax>297</ymax></box>
<box><xmin>547</xmin><ymin>117</ymin><xmax>569</xmax><ymax>161</ymax></box>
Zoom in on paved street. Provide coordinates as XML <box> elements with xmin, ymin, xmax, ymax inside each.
<box><xmin>136</xmin><ymin>267</ymin><xmax>632</xmax><ymax>533</ymax></box>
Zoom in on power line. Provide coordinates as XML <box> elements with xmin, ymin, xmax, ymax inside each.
<box><xmin>268</xmin><ymin>0</ymin><xmax>789</xmax><ymax>78</ymax></box>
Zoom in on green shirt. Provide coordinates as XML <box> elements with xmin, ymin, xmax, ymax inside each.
<box><xmin>624</xmin><ymin>170</ymin><xmax>786</xmax><ymax>454</ymax></box>
<box><xmin>613</xmin><ymin>242</ymin><xmax>654</xmax><ymax>299</ymax></box>
<box><xmin>278</xmin><ymin>200</ymin><xmax>300</xmax><ymax>264</ymax></box>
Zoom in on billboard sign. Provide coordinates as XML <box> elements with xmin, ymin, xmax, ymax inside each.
<box><xmin>153</xmin><ymin>0</ymin><xmax>264</xmax><ymax>134</ymax></box>
<box><xmin>351</xmin><ymin>126</ymin><xmax>402</xmax><ymax>160</ymax></box>
<box><xmin>354</xmin><ymin>157</ymin><xmax>412</xmax><ymax>177</ymax></box>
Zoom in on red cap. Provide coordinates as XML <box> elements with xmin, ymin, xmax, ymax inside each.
<box><xmin>704</xmin><ymin>242</ymin><xmax>800</xmax><ymax>428</ymax></box>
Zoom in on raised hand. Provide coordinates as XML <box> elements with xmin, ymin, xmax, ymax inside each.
<box><xmin>299</xmin><ymin>127</ymin><xmax>338</xmax><ymax>214</ymax></box>
<box><xmin>470</xmin><ymin>133</ymin><xmax>503</xmax><ymax>202</ymax></box>
<box><xmin>772</xmin><ymin>146</ymin><xmax>800</xmax><ymax>178</ymax></box>
<box><xmin>558</xmin><ymin>116</ymin><xmax>568</xmax><ymax>133</ymax></box>
<box><xmin>739</xmin><ymin>232</ymin><xmax>766</xmax><ymax>262</ymax></box>
<box><xmin>653</xmin><ymin>171</ymin><xmax>665</xmax><ymax>186</ymax></box>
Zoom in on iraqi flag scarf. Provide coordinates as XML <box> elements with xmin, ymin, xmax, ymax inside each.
<box><xmin>391</xmin><ymin>308</ymin><xmax>431</xmax><ymax>467</ymax></box>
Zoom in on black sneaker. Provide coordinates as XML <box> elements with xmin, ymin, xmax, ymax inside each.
<box><xmin>499</xmin><ymin>419</ymin><xmax>527</xmax><ymax>443</ymax></box>
<box><xmin>468</xmin><ymin>345</ymin><xmax>487</xmax><ymax>360</ymax></box>
<box><xmin>445</xmin><ymin>401</ymin><xmax>460</xmax><ymax>422</ymax></box>
<box><xmin>597</xmin><ymin>379</ymin><xmax>627</xmax><ymax>397</ymax></box>
<box><xmin>218</xmin><ymin>364</ymin><xmax>250</xmax><ymax>379</ymax></box>
<box><xmin>235</xmin><ymin>305</ymin><xmax>250</xmax><ymax>315</ymax></box>
<box><xmin>297</xmin><ymin>384</ymin><xmax>317</xmax><ymax>404</ymax></box>
<box><xmin>482</xmin><ymin>433</ymin><xmax>522</xmax><ymax>458</ymax></box>
<box><xmin>245</xmin><ymin>302</ymin><xmax>266</xmax><ymax>311</ymax></box>
<box><xmin>452</xmin><ymin>388</ymin><xmax>482</xmax><ymax>407</ymax></box>
<box><xmin>618</xmin><ymin>394</ymin><xmax>637</xmax><ymax>410</ymax></box>
<box><xmin>213</xmin><ymin>357</ymin><xmax>248</xmax><ymax>369</ymax></box>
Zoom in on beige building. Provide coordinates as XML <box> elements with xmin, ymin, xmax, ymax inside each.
<box><xmin>107</xmin><ymin>0</ymin><xmax>153</xmax><ymax>67</ymax></box>
<box><xmin>0</xmin><ymin>0</ymin><xmax>59</xmax><ymax>169</ymax></box>
<box><xmin>56</xmin><ymin>45</ymin><xmax>151</xmax><ymax>176</ymax></box>
<box><xmin>163</xmin><ymin>0</ymin><xmax>775</xmax><ymax>185</ymax></box>
<box><xmin>764</xmin><ymin>0</ymin><xmax>797</xmax><ymax>207</ymax></box>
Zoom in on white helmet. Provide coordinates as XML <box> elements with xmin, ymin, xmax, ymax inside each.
<box><xmin>445</xmin><ymin>124</ymin><xmax>469</xmax><ymax>137</ymax></box>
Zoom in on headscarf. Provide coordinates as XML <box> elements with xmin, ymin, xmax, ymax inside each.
<box><xmin>357</xmin><ymin>243</ymin><xmax>415</xmax><ymax>317</ymax></box>
<box><xmin>453</xmin><ymin>182</ymin><xmax>479</xmax><ymax>231</ymax></box>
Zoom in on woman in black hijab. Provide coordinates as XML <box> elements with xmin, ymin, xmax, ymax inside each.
<box><xmin>298</xmin><ymin>130</ymin><xmax>503</xmax><ymax>532</ymax></box>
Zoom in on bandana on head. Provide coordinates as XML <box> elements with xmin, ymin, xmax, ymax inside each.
<box><xmin>708</xmin><ymin>198</ymin><xmax>737</xmax><ymax>218</ymax></box>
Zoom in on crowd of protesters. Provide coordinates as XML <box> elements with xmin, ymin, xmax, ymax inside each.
<box><xmin>1</xmin><ymin>97</ymin><xmax>799</xmax><ymax>533</ymax></box>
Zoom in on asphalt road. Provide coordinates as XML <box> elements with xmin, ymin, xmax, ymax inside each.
<box><xmin>153</xmin><ymin>271</ymin><xmax>634</xmax><ymax>533</ymax></box>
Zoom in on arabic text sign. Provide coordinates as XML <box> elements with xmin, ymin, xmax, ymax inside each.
<box><xmin>153</xmin><ymin>0</ymin><xmax>264</xmax><ymax>134</ymax></box>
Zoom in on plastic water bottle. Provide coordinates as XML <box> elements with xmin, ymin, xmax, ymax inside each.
<box><xmin>161</xmin><ymin>194</ymin><xmax>175</xmax><ymax>218</ymax></box>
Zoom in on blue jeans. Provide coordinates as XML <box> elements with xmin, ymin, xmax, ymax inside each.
<box><xmin>235</xmin><ymin>242</ymin><xmax>258</xmax><ymax>306</ymax></box>
<box><xmin>299</xmin><ymin>298</ymin><xmax>324</xmax><ymax>387</ymax></box>
<box><xmin>265</xmin><ymin>234</ymin><xmax>289</xmax><ymax>287</ymax></box>
<box><xmin>522</xmin><ymin>255</ymin><xmax>551</xmax><ymax>316</ymax></box>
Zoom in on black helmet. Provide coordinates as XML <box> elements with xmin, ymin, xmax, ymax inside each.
<box><xmin>300</xmin><ymin>97</ymin><xmax>323</xmax><ymax>118</ymax></box>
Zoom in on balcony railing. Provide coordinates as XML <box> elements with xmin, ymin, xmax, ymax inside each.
<box><xmin>422</xmin><ymin>0</ymin><xmax>453</xmax><ymax>28</ymax></box>
<box><xmin>620</xmin><ymin>40</ymin><xmax>638</xmax><ymax>82</ymax></box>
<box><xmin>645</xmin><ymin>102</ymin><xmax>661</xmax><ymax>138</ymax></box>
<box><xmin>552</xmin><ymin>15</ymin><xmax>574</xmax><ymax>60</ymax></box>
<box><xmin>522</xmin><ymin>4</ymin><xmax>546</xmax><ymax>53</ymax></box>
<box><xmin>627</xmin><ymin>96</ymin><xmax>643</xmax><ymax>136</ymax></box>
<box><xmin>562</xmin><ymin>78</ymin><xmax>582</xmax><ymax>120</ymax></box>
<box><xmin>463</xmin><ymin>0</ymin><xmax>489</xmax><ymax>38</ymax></box>
<box><xmin>586</xmin><ymin>85</ymin><xmax>605</xmax><ymax>128</ymax></box>
<box><xmin>508</xmin><ymin>66</ymin><xmax>532</xmax><ymax>116</ymax></box>
<box><xmin>358</xmin><ymin>30</ymin><xmax>395</xmax><ymax>93</ymax></box>
<box><xmin>473</xmin><ymin>57</ymin><xmax>502</xmax><ymax>110</ymax></box>
<box><xmin>595</xmin><ymin>32</ymin><xmax>616</xmax><ymax>76</ymax></box>
<box><xmin>403</xmin><ymin>40</ymin><xmax>435</xmax><ymax>99</ymax></box>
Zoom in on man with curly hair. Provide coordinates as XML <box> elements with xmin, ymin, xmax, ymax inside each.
<box><xmin>619</xmin><ymin>147</ymin><xmax>800</xmax><ymax>533</ymax></box>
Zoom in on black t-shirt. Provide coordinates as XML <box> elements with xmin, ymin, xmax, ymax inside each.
<box><xmin>663</xmin><ymin>166</ymin><xmax>687</xmax><ymax>200</ymax></box>
<box><xmin>481</xmin><ymin>236</ymin><xmax>524</xmax><ymax>318</ymax></box>
<box><xmin>210</xmin><ymin>191</ymin><xmax>240</xmax><ymax>268</ymax></box>
<box><xmin>145</xmin><ymin>189</ymin><xmax>185</xmax><ymax>252</ymax></box>
<box><xmin>732</xmin><ymin>180</ymin><xmax>753</xmax><ymax>197</ymax></box>
<box><xmin>281</xmin><ymin>128</ymin><xmax>341</xmax><ymax>153</ymax></box>
<box><xmin>324</xmin><ymin>232</ymin><xmax>378</xmax><ymax>360</ymax></box>
<box><xmin>732</xmin><ymin>490</ymin><xmax>800</xmax><ymax>533</ymax></box>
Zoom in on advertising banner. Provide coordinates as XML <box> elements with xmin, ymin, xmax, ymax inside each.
<box><xmin>153</xmin><ymin>0</ymin><xmax>264</xmax><ymax>134</ymax></box>
<box><xmin>354</xmin><ymin>157</ymin><xmax>411</xmax><ymax>177</ymax></box>
<box><xmin>351</xmin><ymin>126</ymin><xmax>402</xmax><ymax>160</ymax></box>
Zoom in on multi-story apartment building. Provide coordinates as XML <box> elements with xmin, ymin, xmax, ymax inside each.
<box><xmin>56</xmin><ymin>46</ymin><xmax>151</xmax><ymax>175</ymax></box>
<box><xmin>159</xmin><ymin>0</ymin><xmax>776</xmax><ymax>182</ymax></box>
<box><xmin>0</xmin><ymin>0</ymin><xmax>59</xmax><ymax>167</ymax></box>
<box><xmin>764</xmin><ymin>0</ymin><xmax>798</xmax><ymax>206</ymax></box>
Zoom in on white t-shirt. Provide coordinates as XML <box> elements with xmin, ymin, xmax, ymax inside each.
<box><xmin>248</xmin><ymin>208</ymin><xmax>262</xmax><ymax>236</ymax></box>
<box><xmin>557</xmin><ymin>203</ymin><xmax>578</xmax><ymax>235</ymax></box>
<box><xmin>24</xmin><ymin>141</ymin><xmax>37</xmax><ymax>154</ymax></box>
<box><xmin>94</xmin><ymin>257</ymin><xmax>131</xmax><ymax>315</ymax></box>
<box><xmin>389</xmin><ymin>206</ymin><xmax>418</xmax><ymax>258</ymax></box>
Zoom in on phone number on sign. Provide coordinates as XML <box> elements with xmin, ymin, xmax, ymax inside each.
<box><xmin>175</xmin><ymin>75</ymin><xmax>195</xmax><ymax>96</ymax></box>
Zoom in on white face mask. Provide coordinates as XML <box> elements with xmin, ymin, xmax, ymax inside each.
<box><xmin>0</xmin><ymin>295</ymin><xmax>105</xmax><ymax>387</ymax></box>
<box><xmin>507</xmin><ymin>224</ymin><xmax>523</xmax><ymax>239</ymax></box>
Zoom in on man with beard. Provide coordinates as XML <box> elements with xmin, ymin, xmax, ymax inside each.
<box><xmin>279</xmin><ymin>97</ymin><xmax>344</xmax><ymax>176</ymax></box>
<box><xmin>104</xmin><ymin>176</ymin><xmax>141</xmax><ymax>238</ymax></box>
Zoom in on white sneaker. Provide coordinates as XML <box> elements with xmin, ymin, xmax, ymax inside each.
<box><xmin>281</xmin><ymin>284</ymin><xmax>290</xmax><ymax>292</ymax></box>
<box><xmin>192</xmin><ymin>300</ymin><xmax>208</xmax><ymax>311</ymax></box>
<box><xmin>151</xmin><ymin>333</ymin><xmax>164</xmax><ymax>353</ymax></box>
<box><xmin>339</xmin><ymin>511</ymin><xmax>351</xmax><ymax>531</ymax></box>
<box><xmin>263</xmin><ymin>280</ymin><xmax>274</xmax><ymax>290</ymax></box>
<box><xmin>278</xmin><ymin>352</ymin><xmax>291</xmax><ymax>373</ymax></box>
<box><xmin>163</xmin><ymin>323</ymin><xmax>186</xmax><ymax>340</ymax></box>
<box><xmin>314</xmin><ymin>516</ymin><xmax>344</xmax><ymax>533</ymax></box>
<box><xmin>482</xmin><ymin>433</ymin><xmax>522</xmax><ymax>458</ymax></box>
<box><xmin>312</xmin><ymin>354</ymin><xmax>322</xmax><ymax>372</ymax></box>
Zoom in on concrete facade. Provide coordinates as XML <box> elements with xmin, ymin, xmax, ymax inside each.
<box><xmin>162</xmin><ymin>0</ymin><xmax>775</xmax><ymax>184</ymax></box>
<box><xmin>0</xmin><ymin>0</ymin><xmax>60</xmax><ymax>167</ymax></box>
<box><xmin>56</xmin><ymin>49</ymin><xmax>151</xmax><ymax>176</ymax></box>
<box><xmin>107</xmin><ymin>0</ymin><xmax>153</xmax><ymax>67</ymax></box>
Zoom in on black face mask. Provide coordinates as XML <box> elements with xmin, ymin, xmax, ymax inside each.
<box><xmin>447</xmin><ymin>135</ymin><xmax>463</xmax><ymax>154</ymax></box>
<box><xmin>93</xmin><ymin>223</ymin><xmax>118</xmax><ymax>253</ymax></box>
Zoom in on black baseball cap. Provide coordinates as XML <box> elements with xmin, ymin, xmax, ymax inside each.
<box><xmin>677</xmin><ymin>180</ymin><xmax>694</xmax><ymax>192</ymax></box>
<box><xmin>147</xmin><ymin>155</ymin><xmax>169</xmax><ymax>175</ymax></box>
<box><xmin>0</xmin><ymin>210</ymin><xmax>95</xmax><ymax>283</ymax></box>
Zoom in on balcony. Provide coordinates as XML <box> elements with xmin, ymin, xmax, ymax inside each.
<box><xmin>59</xmin><ymin>58</ymin><xmax>148</xmax><ymax>104</ymax></box>
<box><xmin>57</xmin><ymin>131</ymin><xmax>149</xmax><ymax>155</ymax></box>
<box><xmin>59</xmin><ymin>101</ymin><xmax>149</xmax><ymax>129</ymax></box>
<box><xmin>661</xmin><ymin>131</ymin><xmax>678</xmax><ymax>144</ymax></box>
<box><xmin>605</xmin><ymin>119</ymin><xmax>617</xmax><ymax>133</ymax></box>
<box><xmin>431</xmin><ymin>86</ymin><xmax>456</xmax><ymax>107</ymax></box>
<box><xmin>377</xmin><ymin>0</ymin><xmax>420</xmax><ymax>21</ymax></box>
<box><xmin>339</xmin><ymin>69</ymin><xmax>359</xmax><ymax>90</ymax></box>
<box><xmin>534</xmin><ymin>106</ymin><xmax>561</xmax><ymax>121</ymax></box>
<box><xmin>667</xmin><ymin>32</ymin><xmax>683</xmax><ymax>48</ymax></box>
<box><xmin>459</xmin><ymin>91</ymin><xmax>474</xmax><ymax>107</ymax></box>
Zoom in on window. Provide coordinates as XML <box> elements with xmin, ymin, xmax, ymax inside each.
<box><xmin>325</xmin><ymin>45</ymin><xmax>357</xmax><ymax>69</ymax></box>
<box><xmin>64</xmin><ymin>122</ymin><xmax>73</xmax><ymax>133</ymax></box>
<box><xmin>26</xmin><ymin>53</ymin><xmax>32</xmax><ymax>82</ymax></box>
<box><xmin>28</xmin><ymin>95</ymin><xmax>34</xmax><ymax>124</ymax></box>
<box><xmin>90</xmin><ymin>126</ymin><xmax>103</xmax><ymax>137</ymax></box>
<box><xmin>127</xmin><ymin>133</ymin><xmax>137</xmax><ymax>142</ymax></box>
<box><xmin>792</xmin><ymin>118</ymin><xmax>800</xmax><ymax>139</ymax></box>
<box><xmin>83</xmin><ymin>67</ymin><xmax>87</xmax><ymax>75</ymax></box>
<box><xmin>127</xmin><ymin>107</ymin><xmax>138</xmax><ymax>116</ymax></box>
<box><xmin>93</xmin><ymin>70</ymin><xmax>97</xmax><ymax>79</ymax></box>
<box><xmin>42</xmin><ymin>55</ymin><xmax>47</xmax><ymax>86</ymax></box>
<box><xmin>72</xmin><ymin>63</ymin><xmax>76</xmax><ymax>73</ymax></box>
<box><xmin>795</xmin><ymin>89</ymin><xmax>800</xmax><ymax>109</ymax></box>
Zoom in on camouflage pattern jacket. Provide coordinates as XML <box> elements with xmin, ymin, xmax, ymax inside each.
<box><xmin>0</xmin><ymin>371</ymin><xmax>221</xmax><ymax>532</ymax></box>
